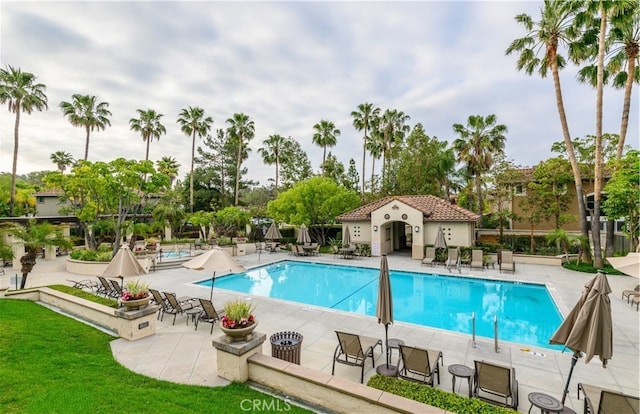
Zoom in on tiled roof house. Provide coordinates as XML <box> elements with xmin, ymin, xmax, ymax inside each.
<box><xmin>337</xmin><ymin>195</ymin><xmax>480</xmax><ymax>260</ymax></box>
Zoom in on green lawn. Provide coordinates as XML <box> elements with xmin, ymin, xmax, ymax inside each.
<box><xmin>0</xmin><ymin>299</ymin><xmax>313</xmax><ymax>414</ymax></box>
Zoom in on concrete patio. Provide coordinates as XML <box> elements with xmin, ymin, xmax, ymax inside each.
<box><xmin>14</xmin><ymin>250</ymin><xmax>640</xmax><ymax>413</ymax></box>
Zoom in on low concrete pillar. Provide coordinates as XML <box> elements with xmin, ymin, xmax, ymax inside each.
<box><xmin>213</xmin><ymin>331</ymin><xmax>266</xmax><ymax>382</ymax></box>
<box><xmin>114</xmin><ymin>305</ymin><xmax>159</xmax><ymax>341</ymax></box>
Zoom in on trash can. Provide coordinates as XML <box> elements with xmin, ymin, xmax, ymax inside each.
<box><xmin>270</xmin><ymin>331</ymin><xmax>303</xmax><ymax>365</ymax></box>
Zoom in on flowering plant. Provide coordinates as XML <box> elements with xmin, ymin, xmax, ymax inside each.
<box><xmin>121</xmin><ymin>279</ymin><xmax>150</xmax><ymax>301</ymax></box>
<box><xmin>221</xmin><ymin>299</ymin><xmax>255</xmax><ymax>329</ymax></box>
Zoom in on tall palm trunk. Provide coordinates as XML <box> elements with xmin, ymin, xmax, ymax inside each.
<box><xmin>145</xmin><ymin>135</ymin><xmax>151</xmax><ymax>161</ymax></box>
<box><xmin>321</xmin><ymin>145</ymin><xmax>327</xmax><ymax>176</ymax></box>
<box><xmin>190</xmin><ymin>131</ymin><xmax>195</xmax><ymax>213</ymax></box>
<box><xmin>592</xmin><ymin>9</ymin><xmax>608</xmax><ymax>269</ymax></box>
<box><xmin>235</xmin><ymin>139</ymin><xmax>242</xmax><ymax>206</ymax></box>
<box><xmin>475</xmin><ymin>173</ymin><xmax>483</xmax><ymax>217</ymax></box>
<box><xmin>9</xmin><ymin>101</ymin><xmax>21</xmax><ymax>216</ymax></box>
<box><xmin>84</xmin><ymin>125</ymin><xmax>90</xmax><ymax>160</ymax></box>
<box><xmin>275</xmin><ymin>158</ymin><xmax>279</xmax><ymax>197</ymax></box>
<box><xmin>370</xmin><ymin>156</ymin><xmax>376</xmax><ymax>193</ymax></box>
<box><xmin>617</xmin><ymin>46</ymin><xmax>637</xmax><ymax>159</ymax></box>
<box><xmin>361</xmin><ymin>130</ymin><xmax>367</xmax><ymax>203</ymax></box>
<box><xmin>551</xmin><ymin>54</ymin><xmax>591</xmax><ymax>263</ymax></box>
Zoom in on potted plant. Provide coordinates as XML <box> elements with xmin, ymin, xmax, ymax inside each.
<box><xmin>121</xmin><ymin>279</ymin><xmax>151</xmax><ymax>310</ymax></box>
<box><xmin>219</xmin><ymin>299</ymin><xmax>257</xmax><ymax>342</ymax></box>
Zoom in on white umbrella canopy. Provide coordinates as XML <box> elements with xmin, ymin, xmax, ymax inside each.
<box><xmin>342</xmin><ymin>226</ymin><xmax>352</xmax><ymax>248</ymax></box>
<box><xmin>607</xmin><ymin>253</ymin><xmax>640</xmax><ymax>279</ymax></box>
<box><xmin>101</xmin><ymin>244</ymin><xmax>147</xmax><ymax>278</ymax></box>
<box><xmin>182</xmin><ymin>247</ymin><xmax>246</xmax><ymax>300</ymax></box>
<box><xmin>296</xmin><ymin>224</ymin><xmax>311</xmax><ymax>244</ymax></box>
<box><xmin>264</xmin><ymin>222</ymin><xmax>283</xmax><ymax>241</ymax></box>
<box><xmin>434</xmin><ymin>226</ymin><xmax>447</xmax><ymax>249</ymax></box>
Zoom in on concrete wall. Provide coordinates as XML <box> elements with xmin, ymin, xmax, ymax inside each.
<box><xmin>248</xmin><ymin>354</ymin><xmax>445</xmax><ymax>414</ymax></box>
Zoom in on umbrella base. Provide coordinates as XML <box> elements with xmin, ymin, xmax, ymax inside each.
<box><xmin>376</xmin><ymin>364</ymin><xmax>398</xmax><ymax>377</ymax></box>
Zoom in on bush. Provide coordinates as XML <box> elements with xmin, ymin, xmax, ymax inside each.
<box><xmin>563</xmin><ymin>260</ymin><xmax>624</xmax><ymax>275</ymax></box>
<box><xmin>367</xmin><ymin>375</ymin><xmax>516</xmax><ymax>414</ymax></box>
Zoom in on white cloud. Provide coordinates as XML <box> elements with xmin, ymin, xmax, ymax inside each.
<box><xmin>1</xmin><ymin>1</ymin><xmax>637</xmax><ymax>187</ymax></box>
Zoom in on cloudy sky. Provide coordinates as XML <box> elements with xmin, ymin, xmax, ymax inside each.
<box><xmin>1</xmin><ymin>1</ymin><xmax>638</xmax><ymax>187</ymax></box>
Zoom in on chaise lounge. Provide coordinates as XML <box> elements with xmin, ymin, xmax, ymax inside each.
<box><xmin>332</xmin><ymin>331</ymin><xmax>382</xmax><ymax>383</ymax></box>
<box><xmin>473</xmin><ymin>360</ymin><xmax>519</xmax><ymax>409</ymax></box>
<box><xmin>421</xmin><ymin>247</ymin><xmax>436</xmax><ymax>267</ymax></box>
<box><xmin>397</xmin><ymin>344</ymin><xmax>443</xmax><ymax>386</ymax></box>
<box><xmin>578</xmin><ymin>382</ymin><xmax>640</xmax><ymax>414</ymax></box>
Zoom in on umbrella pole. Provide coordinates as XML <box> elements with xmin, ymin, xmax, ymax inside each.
<box><xmin>561</xmin><ymin>351</ymin><xmax>580</xmax><ymax>405</ymax></box>
<box><xmin>210</xmin><ymin>271</ymin><xmax>216</xmax><ymax>302</ymax></box>
<box><xmin>385</xmin><ymin>324</ymin><xmax>390</xmax><ymax>369</ymax></box>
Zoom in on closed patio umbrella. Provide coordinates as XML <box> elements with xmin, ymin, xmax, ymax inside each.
<box><xmin>434</xmin><ymin>226</ymin><xmax>447</xmax><ymax>249</ymax></box>
<box><xmin>549</xmin><ymin>270</ymin><xmax>613</xmax><ymax>404</ymax></box>
<box><xmin>375</xmin><ymin>254</ymin><xmax>397</xmax><ymax>376</ymax></box>
<box><xmin>101</xmin><ymin>244</ymin><xmax>147</xmax><ymax>278</ymax></box>
<box><xmin>182</xmin><ymin>247</ymin><xmax>246</xmax><ymax>300</ymax></box>
<box><xmin>296</xmin><ymin>224</ymin><xmax>311</xmax><ymax>244</ymax></box>
<box><xmin>264</xmin><ymin>222</ymin><xmax>282</xmax><ymax>241</ymax></box>
<box><xmin>342</xmin><ymin>226</ymin><xmax>352</xmax><ymax>248</ymax></box>
<box><xmin>607</xmin><ymin>252</ymin><xmax>640</xmax><ymax>279</ymax></box>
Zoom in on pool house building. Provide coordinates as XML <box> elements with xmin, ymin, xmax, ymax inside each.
<box><xmin>337</xmin><ymin>195</ymin><xmax>480</xmax><ymax>260</ymax></box>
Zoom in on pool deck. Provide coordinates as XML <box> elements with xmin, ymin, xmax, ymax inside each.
<box><xmin>15</xmin><ymin>251</ymin><xmax>640</xmax><ymax>413</ymax></box>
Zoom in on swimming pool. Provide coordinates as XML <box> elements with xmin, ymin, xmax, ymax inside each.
<box><xmin>198</xmin><ymin>260</ymin><xmax>563</xmax><ymax>349</ymax></box>
<box><xmin>159</xmin><ymin>251</ymin><xmax>191</xmax><ymax>259</ymax></box>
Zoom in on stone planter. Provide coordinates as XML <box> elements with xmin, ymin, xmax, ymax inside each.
<box><xmin>220</xmin><ymin>321</ymin><xmax>259</xmax><ymax>343</ymax></box>
<box><xmin>121</xmin><ymin>296</ymin><xmax>151</xmax><ymax>311</ymax></box>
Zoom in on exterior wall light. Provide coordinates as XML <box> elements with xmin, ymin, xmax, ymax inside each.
<box><xmin>373</xmin><ymin>225</ymin><xmax>378</xmax><ymax>232</ymax></box>
<box><xmin>414</xmin><ymin>226</ymin><xmax>420</xmax><ymax>233</ymax></box>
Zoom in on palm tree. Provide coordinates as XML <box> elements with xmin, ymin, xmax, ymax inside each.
<box><xmin>156</xmin><ymin>156</ymin><xmax>180</xmax><ymax>188</ymax></box>
<box><xmin>377</xmin><ymin>109</ymin><xmax>410</xmax><ymax>190</ymax></box>
<box><xmin>226</xmin><ymin>113</ymin><xmax>255</xmax><ymax>206</ymax></box>
<box><xmin>0</xmin><ymin>65</ymin><xmax>48</xmax><ymax>216</ymax></box>
<box><xmin>351</xmin><ymin>103</ymin><xmax>381</xmax><ymax>203</ymax></box>
<box><xmin>177</xmin><ymin>106</ymin><xmax>213</xmax><ymax>213</ymax></box>
<box><xmin>129</xmin><ymin>109</ymin><xmax>166</xmax><ymax>161</ymax></box>
<box><xmin>366</xmin><ymin>128</ymin><xmax>384</xmax><ymax>194</ymax></box>
<box><xmin>453</xmin><ymin>114</ymin><xmax>507</xmax><ymax>217</ymax></box>
<box><xmin>505</xmin><ymin>0</ymin><xmax>591</xmax><ymax>263</ymax></box>
<box><xmin>258</xmin><ymin>134</ymin><xmax>287</xmax><ymax>197</ymax></box>
<box><xmin>312</xmin><ymin>120</ymin><xmax>340</xmax><ymax>176</ymax></box>
<box><xmin>1</xmin><ymin>220</ymin><xmax>72</xmax><ymax>289</ymax></box>
<box><xmin>49</xmin><ymin>151</ymin><xmax>75</xmax><ymax>173</ymax></box>
<box><xmin>59</xmin><ymin>94</ymin><xmax>112</xmax><ymax>161</ymax></box>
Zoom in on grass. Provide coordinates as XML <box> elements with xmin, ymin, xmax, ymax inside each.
<box><xmin>0</xmin><ymin>299</ymin><xmax>312</xmax><ymax>414</ymax></box>
<box><xmin>562</xmin><ymin>260</ymin><xmax>624</xmax><ymax>275</ymax></box>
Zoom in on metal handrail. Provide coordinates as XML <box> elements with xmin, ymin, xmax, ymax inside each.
<box><xmin>494</xmin><ymin>315</ymin><xmax>499</xmax><ymax>352</ymax></box>
<box><xmin>471</xmin><ymin>311</ymin><xmax>476</xmax><ymax>348</ymax></box>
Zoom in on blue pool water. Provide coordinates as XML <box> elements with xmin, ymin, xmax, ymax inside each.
<box><xmin>159</xmin><ymin>251</ymin><xmax>191</xmax><ymax>259</ymax></box>
<box><xmin>199</xmin><ymin>260</ymin><xmax>563</xmax><ymax>349</ymax></box>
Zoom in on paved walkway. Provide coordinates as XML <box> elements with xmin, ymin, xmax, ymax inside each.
<box><xmin>11</xmin><ymin>251</ymin><xmax>640</xmax><ymax>413</ymax></box>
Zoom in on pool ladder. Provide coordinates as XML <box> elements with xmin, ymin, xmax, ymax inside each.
<box><xmin>470</xmin><ymin>312</ymin><xmax>499</xmax><ymax>353</ymax></box>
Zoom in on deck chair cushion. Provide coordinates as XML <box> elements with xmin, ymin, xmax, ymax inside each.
<box><xmin>398</xmin><ymin>344</ymin><xmax>442</xmax><ymax>386</ymax></box>
<box><xmin>473</xmin><ymin>360</ymin><xmax>518</xmax><ymax>409</ymax></box>
<box><xmin>332</xmin><ymin>331</ymin><xmax>382</xmax><ymax>383</ymax></box>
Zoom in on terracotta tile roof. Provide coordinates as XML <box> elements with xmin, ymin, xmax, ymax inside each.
<box><xmin>336</xmin><ymin>195</ymin><xmax>480</xmax><ymax>223</ymax></box>
<box><xmin>33</xmin><ymin>191</ymin><xmax>62</xmax><ymax>196</ymax></box>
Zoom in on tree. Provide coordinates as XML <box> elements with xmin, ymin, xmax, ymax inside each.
<box><xmin>50</xmin><ymin>151</ymin><xmax>75</xmax><ymax>174</ymax></box>
<box><xmin>258</xmin><ymin>134</ymin><xmax>287</xmax><ymax>197</ymax></box>
<box><xmin>312</xmin><ymin>120</ymin><xmax>340</xmax><ymax>176</ymax></box>
<box><xmin>602</xmin><ymin>150</ymin><xmax>639</xmax><ymax>251</ymax></box>
<box><xmin>152</xmin><ymin>189</ymin><xmax>186</xmax><ymax>240</ymax></box>
<box><xmin>129</xmin><ymin>108</ymin><xmax>166</xmax><ymax>161</ymax></box>
<box><xmin>226</xmin><ymin>113</ymin><xmax>255</xmax><ymax>206</ymax></box>
<box><xmin>506</xmin><ymin>0</ymin><xmax>591</xmax><ymax>263</ymax></box>
<box><xmin>376</xmin><ymin>108</ymin><xmax>410</xmax><ymax>193</ymax></box>
<box><xmin>189</xmin><ymin>210</ymin><xmax>215</xmax><ymax>241</ymax></box>
<box><xmin>213</xmin><ymin>206</ymin><xmax>251</xmax><ymax>238</ymax></box>
<box><xmin>366</xmin><ymin>128</ymin><xmax>384</xmax><ymax>195</ymax></box>
<box><xmin>156</xmin><ymin>156</ymin><xmax>180</xmax><ymax>188</ymax></box>
<box><xmin>195</xmin><ymin>129</ymin><xmax>234</xmax><ymax>207</ymax></box>
<box><xmin>267</xmin><ymin>176</ymin><xmax>360</xmax><ymax>245</ymax></box>
<box><xmin>0</xmin><ymin>65</ymin><xmax>48</xmax><ymax>216</ymax></box>
<box><xmin>394</xmin><ymin>124</ymin><xmax>454</xmax><ymax>197</ymax></box>
<box><xmin>452</xmin><ymin>114</ymin><xmax>507</xmax><ymax>217</ymax></box>
<box><xmin>526</xmin><ymin>157</ymin><xmax>575</xmax><ymax>229</ymax></box>
<box><xmin>177</xmin><ymin>106</ymin><xmax>213</xmax><ymax>213</ymax></box>
<box><xmin>279</xmin><ymin>138</ymin><xmax>313</xmax><ymax>190</ymax></box>
<box><xmin>1</xmin><ymin>220</ymin><xmax>71</xmax><ymax>289</ymax></box>
<box><xmin>322</xmin><ymin>152</ymin><xmax>346</xmax><ymax>186</ymax></box>
<box><xmin>344</xmin><ymin>159</ymin><xmax>360</xmax><ymax>192</ymax></box>
<box><xmin>351</xmin><ymin>103</ymin><xmax>380</xmax><ymax>202</ymax></box>
<box><xmin>59</xmin><ymin>94</ymin><xmax>111</xmax><ymax>161</ymax></box>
